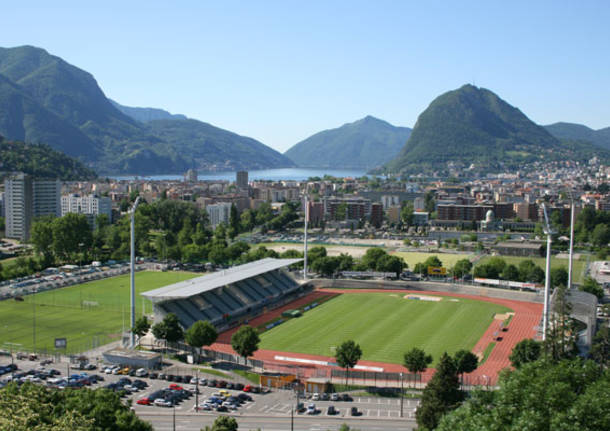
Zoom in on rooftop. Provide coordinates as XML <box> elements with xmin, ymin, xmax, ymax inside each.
<box><xmin>142</xmin><ymin>258</ymin><xmax>302</xmax><ymax>301</ymax></box>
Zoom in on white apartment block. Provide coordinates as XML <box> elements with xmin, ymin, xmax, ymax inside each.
<box><xmin>205</xmin><ymin>202</ymin><xmax>232</xmax><ymax>229</ymax></box>
<box><xmin>61</xmin><ymin>193</ymin><xmax>112</xmax><ymax>227</ymax></box>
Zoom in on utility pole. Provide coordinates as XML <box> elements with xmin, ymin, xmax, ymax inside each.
<box><xmin>129</xmin><ymin>197</ymin><xmax>141</xmax><ymax>348</ymax></box>
<box><xmin>32</xmin><ymin>289</ymin><xmax>36</xmax><ymax>353</ymax></box>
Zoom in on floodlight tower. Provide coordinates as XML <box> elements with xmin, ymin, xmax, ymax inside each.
<box><xmin>541</xmin><ymin>204</ymin><xmax>556</xmax><ymax>341</ymax></box>
<box><xmin>303</xmin><ymin>193</ymin><xmax>309</xmax><ymax>281</ymax></box>
<box><xmin>567</xmin><ymin>196</ymin><xmax>575</xmax><ymax>290</ymax></box>
<box><xmin>129</xmin><ymin>196</ymin><xmax>141</xmax><ymax>348</ymax></box>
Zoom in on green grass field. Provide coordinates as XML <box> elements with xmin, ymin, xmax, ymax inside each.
<box><xmin>391</xmin><ymin>251</ymin><xmax>472</xmax><ymax>269</ymax></box>
<box><xmin>0</xmin><ymin>271</ymin><xmax>197</xmax><ymax>354</ymax></box>
<box><xmin>259</xmin><ymin>292</ymin><xmax>510</xmax><ymax>365</ymax></box>
<box><xmin>477</xmin><ymin>255</ymin><xmax>587</xmax><ymax>284</ymax></box>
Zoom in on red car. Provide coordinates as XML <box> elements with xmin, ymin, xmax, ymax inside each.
<box><xmin>243</xmin><ymin>385</ymin><xmax>252</xmax><ymax>392</ymax></box>
<box><xmin>169</xmin><ymin>384</ymin><xmax>183</xmax><ymax>391</ymax></box>
<box><xmin>136</xmin><ymin>397</ymin><xmax>152</xmax><ymax>405</ymax></box>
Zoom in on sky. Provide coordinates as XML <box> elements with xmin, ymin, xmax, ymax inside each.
<box><xmin>3</xmin><ymin>1</ymin><xmax>610</xmax><ymax>153</ymax></box>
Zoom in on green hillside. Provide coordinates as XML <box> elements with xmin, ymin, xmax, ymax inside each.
<box><xmin>0</xmin><ymin>46</ymin><xmax>293</xmax><ymax>174</ymax></box>
<box><xmin>110</xmin><ymin>99</ymin><xmax>188</xmax><ymax>122</ymax></box>
<box><xmin>0</xmin><ymin>138</ymin><xmax>97</xmax><ymax>180</ymax></box>
<box><xmin>285</xmin><ymin>116</ymin><xmax>411</xmax><ymax>169</ymax></box>
<box><xmin>544</xmin><ymin>122</ymin><xmax>610</xmax><ymax>150</ymax></box>
<box><xmin>382</xmin><ymin>85</ymin><xmax>608</xmax><ymax>175</ymax></box>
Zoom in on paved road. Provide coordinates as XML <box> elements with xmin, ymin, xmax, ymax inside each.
<box><xmin>137</xmin><ymin>413</ymin><xmax>416</xmax><ymax>431</ymax></box>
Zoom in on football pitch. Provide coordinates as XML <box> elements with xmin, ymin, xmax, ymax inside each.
<box><xmin>259</xmin><ymin>292</ymin><xmax>511</xmax><ymax>365</ymax></box>
<box><xmin>0</xmin><ymin>271</ymin><xmax>197</xmax><ymax>354</ymax></box>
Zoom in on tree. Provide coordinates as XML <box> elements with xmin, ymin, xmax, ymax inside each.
<box><xmin>453</xmin><ymin>350</ymin><xmax>478</xmax><ymax>383</ymax></box>
<box><xmin>403</xmin><ymin>347</ymin><xmax>432</xmax><ymax>388</ymax></box>
<box><xmin>30</xmin><ymin>216</ymin><xmax>55</xmax><ymax>265</ymax></box>
<box><xmin>229</xmin><ymin>204</ymin><xmax>240</xmax><ymax>237</ymax></box>
<box><xmin>361</xmin><ymin>247</ymin><xmax>387</xmax><ymax>270</ymax></box>
<box><xmin>51</xmin><ymin>213</ymin><xmax>92</xmax><ymax>263</ymax></box>
<box><xmin>590</xmin><ymin>325</ymin><xmax>609</xmax><ymax>369</ymax></box>
<box><xmin>240</xmin><ymin>209</ymin><xmax>255</xmax><ymax>232</ymax></box>
<box><xmin>201</xmin><ymin>415</ymin><xmax>239</xmax><ymax>431</ymax></box>
<box><xmin>509</xmin><ymin>338</ymin><xmax>542</xmax><ymax>368</ymax></box>
<box><xmin>580</xmin><ymin>277</ymin><xmax>604</xmax><ymax>299</ymax></box>
<box><xmin>551</xmin><ymin>267</ymin><xmax>568</xmax><ymax>288</ymax></box>
<box><xmin>452</xmin><ymin>259</ymin><xmax>473</xmax><ymax>279</ymax></box>
<box><xmin>311</xmin><ymin>256</ymin><xmax>340</xmax><ymax>277</ymax></box>
<box><xmin>499</xmin><ymin>263</ymin><xmax>520</xmax><ymax>281</ymax></box>
<box><xmin>185</xmin><ymin>320</ymin><xmax>218</xmax><ymax>362</ymax></box>
<box><xmin>436</xmin><ymin>358</ymin><xmax>610</xmax><ymax>431</ymax></box>
<box><xmin>231</xmin><ymin>325</ymin><xmax>260</xmax><ymax>365</ymax></box>
<box><xmin>376</xmin><ymin>254</ymin><xmax>405</xmax><ymax>275</ymax></box>
<box><xmin>335</xmin><ymin>340</ymin><xmax>363</xmax><ymax>386</ymax></box>
<box><xmin>416</xmin><ymin>352</ymin><xmax>463</xmax><ymax>430</ymax></box>
<box><xmin>401</xmin><ymin>202</ymin><xmax>415</xmax><ymax>225</ymax></box>
<box><xmin>152</xmin><ymin>313</ymin><xmax>184</xmax><ymax>350</ymax></box>
<box><xmin>591</xmin><ymin>223</ymin><xmax>610</xmax><ymax>247</ymax></box>
<box><xmin>131</xmin><ymin>316</ymin><xmax>151</xmax><ymax>345</ymax></box>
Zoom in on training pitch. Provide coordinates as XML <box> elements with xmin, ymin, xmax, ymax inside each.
<box><xmin>259</xmin><ymin>291</ymin><xmax>511</xmax><ymax>365</ymax></box>
<box><xmin>0</xmin><ymin>271</ymin><xmax>196</xmax><ymax>354</ymax></box>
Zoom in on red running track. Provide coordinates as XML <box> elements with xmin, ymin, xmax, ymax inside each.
<box><xmin>209</xmin><ymin>288</ymin><xmax>542</xmax><ymax>385</ymax></box>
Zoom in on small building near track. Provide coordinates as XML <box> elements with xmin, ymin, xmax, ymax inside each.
<box><xmin>103</xmin><ymin>348</ymin><xmax>162</xmax><ymax>369</ymax></box>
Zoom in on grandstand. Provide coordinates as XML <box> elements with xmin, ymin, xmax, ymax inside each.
<box><xmin>142</xmin><ymin>258</ymin><xmax>304</xmax><ymax>331</ymax></box>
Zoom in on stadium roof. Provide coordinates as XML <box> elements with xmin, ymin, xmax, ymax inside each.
<box><xmin>142</xmin><ymin>258</ymin><xmax>302</xmax><ymax>301</ymax></box>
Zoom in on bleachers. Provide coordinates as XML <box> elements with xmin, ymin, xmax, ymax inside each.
<box><xmin>159</xmin><ymin>269</ymin><xmax>301</xmax><ymax>329</ymax></box>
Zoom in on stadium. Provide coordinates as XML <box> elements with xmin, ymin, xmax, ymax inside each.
<box><xmin>142</xmin><ymin>258</ymin><xmax>544</xmax><ymax>385</ymax></box>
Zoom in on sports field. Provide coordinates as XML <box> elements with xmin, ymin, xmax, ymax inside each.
<box><xmin>0</xmin><ymin>271</ymin><xmax>196</xmax><ymax>354</ymax></box>
<box><xmin>259</xmin><ymin>292</ymin><xmax>510</xmax><ymax>365</ymax></box>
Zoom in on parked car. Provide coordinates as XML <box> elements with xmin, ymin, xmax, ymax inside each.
<box><xmin>306</xmin><ymin>403</ymin><xmax>317</xmax><ymax>415</ymax></box>
<box><xmin>135</xmin><ymin>368</ymin><xmax>148</xmax><ymax>377</ymax></box>
<box><xmin>154</xmin><ymin>398</ymin><xmax>173</xmax><ymax>407</ymax></box>
<box><xmin>311</xmin><ymin>393</ymin><xmax>320</xmax><ymax>401</ymax></box>
<box><xmin>341</xmin><ymin>394</ymin><xmax>353</xmax><ymax>402</ymax></box>
<box><xmin>327</xmin><ymin>405</ymin><xmax>338</xmax><ymax>415</ymax></box>
<box><xmin>330</xmin><ymin>393</ymin><xmax>339</xmax><ymax>401</ymax></box>
<box><xmin>243</xmin><ymin>384</ymin><xmax>252</xmax><ymax>392</ymax></box>
<box><xmin>351</xmin><ymin>407</ymin><xmax>361</xmax><ymax>416</ymax></box>
<box><xmin>136</xmin><ymin>397</ymin><xmax>152</xmax><ymax>405</ymax></box>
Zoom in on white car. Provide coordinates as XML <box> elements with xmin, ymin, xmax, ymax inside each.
<box><xmin>311</xmin><ymin>393</ymin><xmax>320</xmax><ymax>401</ymax></box>
<box><xmin>154</xmin><ymin>398</ymin><xmax>172</xmax><ymax>407</ymax></box>
<box><xmin>306</xmin><ymin>403</ymin><xmax>317</xmax><ymax>415</ymax></box>
<box><xmin>135</xmin><ymin>368</ymin><xmax>148</xmax><ymax>377</ymax></box>
<box><xmin>190</xmin><ymin>377</ymin><xmax>199</xmax><ymax>384</ymax></box>
<box><xmin>330</xmin><ymin>393</ymin><xmax>339</xmax><ymax>401</ymax></box>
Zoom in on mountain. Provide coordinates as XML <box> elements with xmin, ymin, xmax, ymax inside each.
<box><xmin>382</xmin><ymin>84</ymin><xmax>606</xmax><ymax>174</ymax></box>
<box><xmin>147</xmin><ymin>119</ymin><xmax>294</xmax><ymax>171</ymax></box>
<box><xmin>110</xmin><ymin>99</ymin><xmax>188</xmax><ymax>122</ymax></box>
<box><xmin>544</xmin><ymin>122</ymin><xmax>610</xmax><ymax>150</ymax></box>
<box><xmin>284</xmin><ymin>116</ymin><xmax>411</xmax><ymax>169</ymax></box>
<box><xmin>0</xmin><ymin>46</ymin><xmax>293</xmax><ymax>174</ymax></box>
<box><xmin>0</xmin><ymin>137</ymin><xmax>97</xmax><ymax>180</ymax></box>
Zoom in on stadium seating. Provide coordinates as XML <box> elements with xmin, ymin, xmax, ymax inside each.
<box><xmin>157</xmin><ymin>269</ymin><xmax>300</xmax><ymax>329</ymax></box>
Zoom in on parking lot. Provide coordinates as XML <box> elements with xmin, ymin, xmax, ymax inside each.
<box><xmin>1</xmin><ymin>356</ymin><xmax>419</xmax><ymax>422</ymax></box>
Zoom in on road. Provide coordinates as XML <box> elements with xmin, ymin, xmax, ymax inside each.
<box><xmin>137</xmin><ymin>412</ymin><xmax>416</xmax><ymax>431</ymax></box>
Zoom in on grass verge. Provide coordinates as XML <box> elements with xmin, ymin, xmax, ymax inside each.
<box><xmin>479</xmin><ymin>342</ymin><xmax>496</xmax><ymax>366</ymax></box>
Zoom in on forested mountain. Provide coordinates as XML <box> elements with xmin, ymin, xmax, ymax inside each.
<box><xmin>382</xmin><ymin>84</ymin><xmax>607</xmax><ymax>174</ymax></box>
<box><xmin>284</xmin><ymin>116</ymin><xmax>411</xmax><ymax>169</ymax></box>
<box><xmin>110</xmin><ymin>100</ymin><xmax>188</xmax><ymax>122</ymax></box>
<box><xmin>0</xmin><ymin>46</ymin><xmax>293</xmax><ymax>174</ymax></box>
<box><xmin>0</xmin><ymin>137</ymin><xmax>97</xmax><ymax>180</ymax></box>
<box><xmin>544</xmin><ymin>122</ymin><xmax>610</xmax><ymax>150</ymax></box>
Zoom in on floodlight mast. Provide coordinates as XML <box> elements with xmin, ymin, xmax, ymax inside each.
<box><xmin>303</xmin><ymin>193</ymin><xmax>308</xmax><ymax>281</ymax></box>
<box><xmin>130</xmin><ymin>196</ymin><xmax>141</xmax><ymax>348</ymax></box>
<box><xmin>567</xmin><ymin>195</ymin><xmax>575</xmax><ymax>290</ymax></box>
<box><xmin>541</xmin><ymin>204</ymin><xmax>555</xmax><ymax>341</ymax></box>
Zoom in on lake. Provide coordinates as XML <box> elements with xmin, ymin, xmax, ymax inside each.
<box><xmin>111</xmin><ymin>168</ymin><xmax>369</xmax><ymax>182</ymax></box>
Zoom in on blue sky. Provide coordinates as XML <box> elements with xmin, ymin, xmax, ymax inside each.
<box><xmin>4</xmin><ymin>1</ymin><xmax>610</xmax><ymax>152</ymax></box>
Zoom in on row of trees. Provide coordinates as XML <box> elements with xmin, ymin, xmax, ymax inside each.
<box><xmin>308</xmin><ymin>247</ymin><xmax>406</xmax><ymax>277</ymax></box>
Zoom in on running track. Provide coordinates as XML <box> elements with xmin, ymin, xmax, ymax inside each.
<box><xmin>209</xmin><ymin>288</ymin><xmax>542</xmax><ymax>385</ymax></box>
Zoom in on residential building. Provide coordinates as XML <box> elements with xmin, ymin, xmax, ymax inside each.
<box><xmin>61</xmin><ymin>193</ymin><xmax>112</xmax><ymax>228</ymax></box>
<box><xmin>370</xmin><ymin>203</ymin><xmax>383</xmax><ymax>228</ymax></box>
<box><xmin>437</xmin><ymin>204</ymin><xmax>493</xmax><ymax>221</ymax></box>
<box><xmin>306</xmin><ymin>201</ymin><xmax>324</xmax><ymax>224</ymax></box>
<box><xmin>4</xmin><ymin>173</ymin><xmax>60</xmax><ymax>240</ymax></box>
<box><xmin>413</xmin><ymin>211</ymin><xmax>429</xmax><ymax>226</ymax></box>
<box><xmin>206</xmin><ymin>202</ymin><xmax>232</xmax><ymax>228</ymax></box>
<box><xmin>236</xmin><ymin>171</ymin><xmax>248</xmax><ymax>189</ymax></box>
